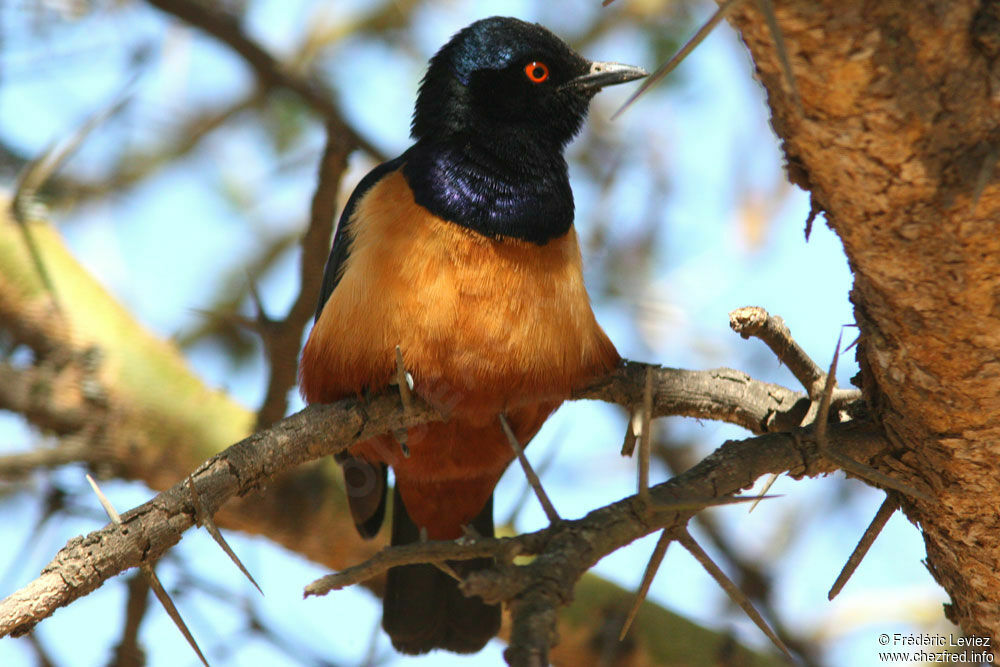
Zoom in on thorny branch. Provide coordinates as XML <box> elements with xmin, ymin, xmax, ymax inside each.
<box><xmin>1</xmin><ymin>261</ymin><xmax>918</xmax><ymax>663</ymax></box>
<box><xmin>1</xmin><ymin>276</ymin><xmax>913</xmax><ymax>663</ymax></box>
<box><xmin>0</xmin><ymin>364</ymin><xmax>888</xmax><ymax>656</ymax></box>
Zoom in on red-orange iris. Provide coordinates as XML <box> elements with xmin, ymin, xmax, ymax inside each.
<box><xmin>524</xmin><ymin>61</ymin><xmax>549</xmax><ymax>83</ymax></box>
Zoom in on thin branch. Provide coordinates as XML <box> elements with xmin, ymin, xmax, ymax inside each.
<box><xmin>0</xmin><ymin>392</ymin><xmax>440</xmax><ymax>638</ymax></box>
<box><xmin>11</xmin><ymin>70</ymin><xmax>140</xmax><ymax>312</ymax></box>
<box><xmin>574</xmin><ymin>362</ymin><xmax>811</xmax><ymax>436</ymax></box>
<box><xmin>110</xmin><ymin>572</ymin><xmax>151</xmax><ymax>667</ymax></box>
<box><xmin>0</xmin><ymin>363</ymin><xmax>90</xmax><ymax>437</ymax></box>
<box><xmin>828</xmin><ymin>494</ymin><xmax>899</xmax><ymax>600</ymax></box>
<box><xmin>143</xmin><ymin>0</ymin><xmax>382</xmax><ymax>159</ymax></box>
<box><xmin>306</xmin><ymin>535</ymin><xmax>530</xmax><ymax>596</ymax></box>
<box><xmin>255</xmin><ymin>125</ymin><xmax>350</xmax><ymax>429</ymax></box>
<box><xmin>45</xmin><ymin>94</ymin><xmax>260</xmax><ymax>209</ymax></box>
<box><xmin>0</xmin><ymin>441</ymin><xmax>95</xmax><ymax>478</ymax></box>
<box><xmin>729</xmin><ymin>306</ymin><xmax>825</xmax><ymax>398</ymax></box>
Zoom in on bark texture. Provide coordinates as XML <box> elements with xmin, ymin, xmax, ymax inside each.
<box><xmin>727</xmin><ymin>0</ymin><xmax>1000</xmax><ymax>641</ymax></box>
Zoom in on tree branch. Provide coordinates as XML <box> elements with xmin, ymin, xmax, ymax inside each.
<box><xmin>143</xmin><ymin>0</ymin><xmax>383</xmax><ymax>159</ymax></box>
<box><xmin>254</xmin><ymin>124</ymin><xmax>351</xmax><ymax>429</ymax></box>
<box><xmin>0</xmin><ymin>359</ymin><xmax>884</xmax><ymax>641</ymax></box>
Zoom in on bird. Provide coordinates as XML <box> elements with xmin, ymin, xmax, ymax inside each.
<box><xmin>299</xmin><ymin>16</ymin><xmax>645</xmax><ymax>655</ymax></box>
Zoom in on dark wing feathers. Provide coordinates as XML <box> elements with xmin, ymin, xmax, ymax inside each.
<box><xmin>314</xmin><ymin>155</ymin><xmax>406</xmax><ymax>541</ymax></box>
<box><xmin>314</xmin><ymin>154</ymin><xmax>408</xmax><ymax>322</ymax></box>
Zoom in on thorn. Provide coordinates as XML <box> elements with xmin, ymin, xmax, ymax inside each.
<box><xmin>814</xmin><ymin>333</ymin><xmax>933</xmax><ymax>502</ymax></box>
<box><xmin>144</xmin><ymin>566</ymin><xmax>211</xmax><ymax>667</ymax></box>
<box><xmin>86</xmin><ymin>474</ymin><xmax>122</xmax><ymax>526</ymax></box>
<box><xmin>620</xmin><ymin>410</ymin><xmax>639</xmax><ymax>457</ymax></box>
<box><xmin>499</xmin><ymin>412</ymin><xmax>561</xmax><ymax>524</ymax></box>
<box><xmin>433</xmin><ymin>561</ymin><xmax>462</xmax><ymax>582</ymax></box>
<box><xmin>612</xmin><ymin>0</ymin><xmax>747</xmax><ymax>119</ymax></box>
<box><xmin>971</xmin><ymin>143</ymin><xmax>999</xmax><ymax>213</ymax></box>
<box><xmin>638</xmin><ymin>367</ymin><xmax>653</xmax><ymax>508</ymax></box>
<box><xmin>86</xmin><ymin>474</ymin><xmax>209</xmax><ymax>666</ymax></box>
<box><xmin>677</xmin><ymin>528</ymin><xmax>792</xmax><ymax>660</ymax></box>
<box><xmin>619</xmin><ymin>530</ymin><xmax>671</xmax><ymax>640</ymax></box>
<box><xmin>502</xmin><ymin>428</ymin><xmax>565</xmax><ymax>528</ymax></box>
<box><xmin>828</xmin><ymin>494</ymin><xmax>899</xmax><ymax>600</ymax></box>
<box><xmin>757</xmin><ymin>0</ymin><xmax>804</xmax><ymax>115</ymax></box>
<box><xmin>392</xmin><ymin>429</ymin><xmax>411</xmax><ymax>458</ymax></box>
<box><xmin>393</xmin><ymin>345</ymin><xmax>414</xmax><ymax>410</ymax></box>
<box><xmin>393</xmin><ymin>345</ymin><xmax>414</xmax><ymax>458</ymax></box>
<box><xmin>187</xmin><ymin>477</ymin><xmax>263</xmax><ymax>596</ymax></box>
<box><xmin>646</xmin><ymin>494</ymin><xmax>782</xmax><ymax>514</ymax></box>
<box><xmin>749</xmin><ymin>474</ymin><xmax>779</xmax><ymax>513</ymax></box>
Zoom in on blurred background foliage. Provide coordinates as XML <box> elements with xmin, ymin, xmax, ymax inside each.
<box><xmin>0</xmin><ymin>0</ymin><xmax>952</xmax><ymax>665</ymax></box>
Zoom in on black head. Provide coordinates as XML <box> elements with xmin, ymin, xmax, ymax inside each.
<box><xmin>403</xmin><ymin>17</ymin><xmax>645</xmax><ymax>244</ymax></box>
<box><xmin>412</xmin><ymin>16</ymin><xmax>646</xmax><ymax>149</ymax></box>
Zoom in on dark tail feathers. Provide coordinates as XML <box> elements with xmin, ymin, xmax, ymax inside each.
<box><xmin>382</xmin><ymin>486</ymin><xmax>501</xmax><ymax>654</ymax></box>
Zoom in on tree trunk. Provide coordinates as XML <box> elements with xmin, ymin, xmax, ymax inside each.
<box><xmin>726</xmin><ymin>0</ymin><xmax>1000</xmax><ymax>642</ymax></box>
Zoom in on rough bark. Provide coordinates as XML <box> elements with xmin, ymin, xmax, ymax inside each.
<box><xmin>726</xmin><ymin>0</ymin><xmax>1000</xmax><ymax>641</ymax></box>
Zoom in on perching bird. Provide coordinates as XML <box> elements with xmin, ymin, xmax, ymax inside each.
<box><xmin>300</xmin><ymin>16</ymin><xmax>644</xmax><ymax>655</ymax></box>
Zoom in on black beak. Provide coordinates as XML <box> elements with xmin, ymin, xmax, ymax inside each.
<box><xmin>561</xmin><ymin>60</ymin><xmax>648</xmax><ymax>93</ymax></box>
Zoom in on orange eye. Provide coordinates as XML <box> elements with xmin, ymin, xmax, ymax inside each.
<box><xmin>524</xmin><ymin>61</ymin><xmax>549</xmax><ymax>83</ymax></box>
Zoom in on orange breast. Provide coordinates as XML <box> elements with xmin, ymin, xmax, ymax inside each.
<box><xmin>299</xmin><ymin>168</ymin><xmax>619</xmax><ymax>536</ymax></box>
<box><xmin>300</xmin><ymin>169</ymin><xmax>619</xmax><ymax>415</ymax></box>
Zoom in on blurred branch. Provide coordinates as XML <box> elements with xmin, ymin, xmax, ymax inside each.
<box><xmin>109</xmin><ymin>570</ymin><xmax>151</xmax><ymax>667</ymax></box>
<box><xmin>0</xmin><ymin>362</ymin><xmax>90</xmax><ymax>437</ymax></box>
<box><xmin>254</xmin><ymin>125</ymin><xmax>350</xmax><ymax>429</ymax></box>
<box><xmin>144</xmin><ymin>0</ymin><xmax>383</xmax><ymax>160</ymax></box>
<box><xmin>45</xmin><ymin>94</ymin><xmax>261</xmax><ymax>209</ymax></box>
<box><xmin>175</xmin><ymin>227</ymin><xmax>299</xmax><ymax>352</ymax></box>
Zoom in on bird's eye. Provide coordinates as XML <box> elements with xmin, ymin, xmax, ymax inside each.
<box><xmin>524</xmin><ymin>62</ymin><xmax>549</xmax><ymax>83</ymax></box>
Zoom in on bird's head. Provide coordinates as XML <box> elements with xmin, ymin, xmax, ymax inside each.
<box><xmin>412</xmin><ymin>16</ymin><xmax>647</xmax><ymax>149</ymax></box>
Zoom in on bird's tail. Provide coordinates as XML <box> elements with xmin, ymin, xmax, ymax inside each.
<box><xmin>383</xmin><ymin>486</ymin><xmax>501</xmax><ymax>654</ymax></box>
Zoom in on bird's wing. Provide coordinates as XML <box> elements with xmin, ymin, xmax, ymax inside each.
<box><xmin>313</xmin><ymin>153</ymin><xmax>407</xmax><ymax>322</ymax></box>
